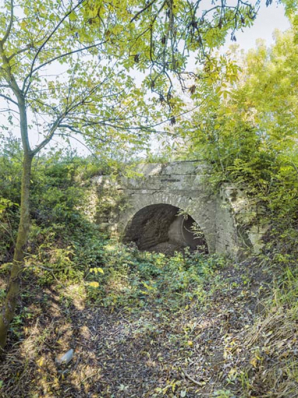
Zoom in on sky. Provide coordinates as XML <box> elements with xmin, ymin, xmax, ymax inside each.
<box><xmin>223</xmin><ymin>1</ymin><xmax>290</xmax><ymax>51</ymax></box>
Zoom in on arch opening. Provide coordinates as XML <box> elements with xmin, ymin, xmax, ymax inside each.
<box><xmin>123</xmin><ymin>204</ymin><xmax>208</xmax><ymax>255</ymax></box>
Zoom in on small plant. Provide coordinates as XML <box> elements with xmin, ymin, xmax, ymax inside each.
<box><xmin>213</xmin><ymin>389</ymin><xmax>235</xmax><ymax>398</ymax></box>
<box><xmin>83</xmin><ymin>240</ymin><xmax>226</xmax><ymax>309</ymax></box>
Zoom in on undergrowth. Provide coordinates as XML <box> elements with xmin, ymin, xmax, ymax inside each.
<box><xmin>83</xmin><ymin>241</ymin><xmax>225</xmax><ymax>309</ymax></box>
<box><xmin>0</xmin><ymin>140</ymin><xmax>298</xmax><ymax>397</ymax></box>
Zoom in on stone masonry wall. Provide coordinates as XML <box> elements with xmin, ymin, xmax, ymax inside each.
<box><xmin>92</xmin><ymin>161</ymin><xmax>265</xmax><ymax>259</ymax></box>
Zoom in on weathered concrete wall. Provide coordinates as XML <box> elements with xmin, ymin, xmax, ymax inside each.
<box><xmin>92</xmin><ymin>161</ymin><xmax>265</xmax><ymax>259</ymax></box>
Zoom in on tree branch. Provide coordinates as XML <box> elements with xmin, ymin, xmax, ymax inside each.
<box><xmin>8</xmin><ymin>45</ymin><xmax>32</xmax><ymax>61</ymax></box>
<box><xmin>56</xmin><ymin>131</ymin><xmax>99</xmax><ymax>157</ymax></box>
<box><xmin>23</xmin><ymin>0</ymin><xmax>85</xmax><ymax>93</ymax></box>
<box><xmin>58</xmin><ymin>123</ymin><xmax>85</xmax><ymax>136</ymax></box>
<box><xmin>0</xmin><ymin>93</ymin><xmax>18</xmax><ymax>106</ymax></box>
<box><xmin>130</xmin><ymin>0</ymin><xmax>158</xmax><ymax>23</ymax></box>
<box><xmin>0</xmin><ymin>0</ymin><xmax>14</xmax><ymax>45</ymax></box>
<box><xmin>23</xmin><ymin>41</ymin><xmax>106</xmax><ymax>95</ymax></box>
<box><xmin>0</xmin><ymin>107</ymin><xmax>19</xmax><ymax>114</ymax></box>
<box><xmin>32</xmin><ymin>117</ymin><xmax>62</xmax><ymax>156</ymax></box>
<box><xmin>58</xmin><ymin>124</ymin><xmax>108</xmax><ymax>146</ymax></box>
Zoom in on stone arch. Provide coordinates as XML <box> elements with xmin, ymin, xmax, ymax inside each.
<box><xmin>93</xmin><ymin>161</ymin><xmax>265</xmax><ymax>259</ymax></box>
<box><xmin>119</xmin><ymin>190</ymin><xmax>216</xmax><ymax>253</ymax></box>
<box><xmin>123</xmin><ymin>203</ymin><xmax>208</xmax><ymax>253</ymax></box>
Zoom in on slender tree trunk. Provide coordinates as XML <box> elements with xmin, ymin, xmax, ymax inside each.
<box><xmin>0</xmin><ymin>153</ymin><xmax>32</xmax><ymax>350</ymax></box>
<box><xmin>0</xmin><ymin>97</ymin><xmax>33</xmax><ymax>351</ymax></box>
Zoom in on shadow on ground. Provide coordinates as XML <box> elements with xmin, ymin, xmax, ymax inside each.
<box><xmin>1</xmin><ymin>257</ymin><xmax>296</xmax><ymax>398</ymax></box>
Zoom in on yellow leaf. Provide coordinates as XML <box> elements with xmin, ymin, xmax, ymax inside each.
<box><xmin>37</xmin><ymin>356</ymin><xmax>45</xmax><ymax>367</ymax></box>
<box><xmin>69</xmin><ymin>12</ymin><xmax>77</xmax><ymax>21</ymax></box>
<box><xmin>88</xmin><ymin>281</ymin><xmax>99</xmax><ymax>288</ymax></box>
<box><xmin>90</xmin><ymin>267</ymin><xmax>104</xmax><ymax>274</ymax></box>
<box><xmin>250</xmin><ymin>357</ymin><xmax>258</xmax><ymax>368</ymax></box>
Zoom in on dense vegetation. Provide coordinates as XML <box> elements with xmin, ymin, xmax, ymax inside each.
<box><xmin>0</xmin><ymin>135</ymin><xmax>297</xmax><ymax>396</ymax></box>
<box><xmin>0</xmin><ymin>0</ymin><xmax>266</xmax><ymax>347</ymax></box>
<box><xmin>1</xmin><ymin>1</ymin><xmax>298</xmax><ymax>397</ymax></box>
<box><xmin>173</xmin><ymin>28</ymin><xmax>298</xmax><ymax>266</ymax></box>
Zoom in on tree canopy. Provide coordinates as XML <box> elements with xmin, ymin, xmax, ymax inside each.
<box><xmin>0</xmin><ymin>0</ymin><xmax>263</xmax><ymax>152</ymax></box>
<box><xmin>177</xmin><ymin>27</ymin><xmax>298</xmax><ymax>176</ymax></box>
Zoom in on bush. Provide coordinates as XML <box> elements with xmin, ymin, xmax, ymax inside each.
<box><xmin>85</xmin><ymin>241</ymin><xmax>226</xmax><ymax>309</ymax></box>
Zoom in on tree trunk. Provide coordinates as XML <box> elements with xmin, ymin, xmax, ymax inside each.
<box><xmin>0</xmin><ymin>41</ymin><xmax>35</xmax><ymax>351</ymax></box>
<box><xmin>0</xmin><ymin>146</ymin><xmax>33</xmax><ymax>351</ymax></box>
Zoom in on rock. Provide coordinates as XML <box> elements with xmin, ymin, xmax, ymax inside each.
<box><xmin>55</xmin><ymin>349</ymin><xmax>74</xmax><ymax>365</ymax></box>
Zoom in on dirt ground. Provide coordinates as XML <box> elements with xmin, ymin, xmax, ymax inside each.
<box><xmin>0</xmin><ymin>256</ymin><xmax>297</xmax><ymax>398</ymax></box>
<box><xmin>146</xmin><ymin>241</ymin><xmax>185</xmax><ymax>256</ymax></box>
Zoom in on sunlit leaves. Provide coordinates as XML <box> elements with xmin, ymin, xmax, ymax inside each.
<box><xmin>90</xmin><ymin>267</ymin><xmax>104</xmax><ymax>274</ymax></box>
<box><xmin>0</xmin><ymin>0</ymin><xmax>277</xmax><ymax>161</ymax></box>
<box><xmin>0</xmin><ymin>0</ymin><xmax>169</xmax><ymax>159</ymax></box>
<box><xmin>178</xmin><ymin>25</ymin><xmax>298</xmax><ymax>222</ymax></box>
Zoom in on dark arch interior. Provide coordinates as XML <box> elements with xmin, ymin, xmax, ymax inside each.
<box><xmin>124</xmin><ymin>204</ymin><xmax>208</xmax><ymax>255</ymax></box>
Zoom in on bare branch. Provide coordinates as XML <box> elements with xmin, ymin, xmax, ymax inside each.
<box><xmin>0</xmin><ymin>107</ymin><xmax>19</xmax><ymax>114</ymax></box>
<box><xmin>58</xmin><ymin>123</ymin><xmax>108</xmax><ymax>144</ymax></box>
<box><xmin>0</xmin><ymin>93</ymin><xmax>18</xmax><ymax>106</ymax></box>
<box><xmin>58</xmin><ymin>123</ymin><xmax>85</xmax><ymax>136</ymax></box>
<box><xmin>32</xmin><ymin>117</ymin><xmax>62</xmax><ymax>156</ymax></box>
<box><xmin>57</xmin><ymin>130</ymin><xmax>99</xmax><ymax>157</ymax></box>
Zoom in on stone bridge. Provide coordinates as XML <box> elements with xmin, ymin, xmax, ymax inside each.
<box><xmin>93</xmin><ymin>161</ymin><xmax>265</xmax><ymax>259</ymax></box>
